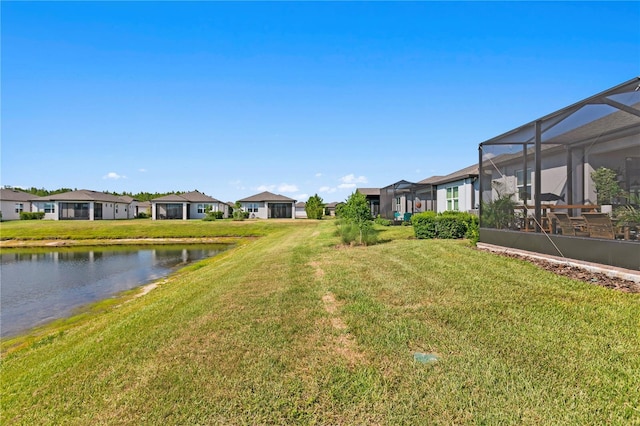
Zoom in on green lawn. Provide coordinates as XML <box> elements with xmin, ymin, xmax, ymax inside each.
<box><xmin>1</xmin><ymin>220</ymin><xmax>639</xmax><ymax>424</ymax></box>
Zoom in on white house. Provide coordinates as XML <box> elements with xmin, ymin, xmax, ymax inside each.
<box><xmin>151</xmin><ymin>190</ymin><xmax>229</xmax><ymax>220</ymax></box>
<box><xmin>31</xmin><ymin>189</ymin><xmax>131</xmax><ymax>220</ymax></box>
<box><xmin>0</xmin><ymin>188</ymin><xmax>34</xmax><ymax>220</ymax></box>
<box><xmin>237</xmin><ymin>191</ymin><xmax>296</xmax><ymax>219</ymax></box>
<box><xmin>432</xmin><ymin>164</ymin><xmax>479</xmax><ymax>213</ymax></box>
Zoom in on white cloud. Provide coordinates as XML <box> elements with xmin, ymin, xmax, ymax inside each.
<box><xmin>315</xmin><ymin>172</ymin><xmax>322</xmax><ymax>177</ymax></box>
<box><xmin>278</xmin><ymin>183</ymin><xmax>299</xmax><ymax>193</ymax></box>
<box><xmin>318</xmin><ymin>186</ymin><xmax>337</xmax><ymax>194</ymax></box>
<box><xmin>296</xmin><ymin>193</ymin><xmax>309</xmax><ymax>201</ymax></box>
<box><xmin>340</xmin><ymin>174</ymin><xmax>368</xmax><ymax>184</ymax></box>
<box><xmin>338</xmin><ymin>183</ymin><xmax>357</xmax><ymax>189</ymax></box>
<box><xmin>256</xmin><ymin>184</ymin><xmax>276</xmax><ymax>192</ymax></box>
<box><xmin>103</xmin><ymin>172</ymin><xmax>126</xmax><ymax>180</ymax></box>
<box><xmin>138</xmin><ymin>168</ymin><xmax>147</xmax><ymax>173</ymax></box>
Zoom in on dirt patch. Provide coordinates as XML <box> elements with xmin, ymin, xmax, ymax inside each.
<box><xmin>321</xmin><ymin>292</ymin><xmax>365</xmax><ymax>364</ymax></box>
<box><xmin>496</xmin><ymin>251</ymin><xmax>640</xmax><ymax>293</ymax></box>
<box><xmin>309</xmin><ymin>261</ymin><xmax>325</xmax><ymax>278</ymax></box>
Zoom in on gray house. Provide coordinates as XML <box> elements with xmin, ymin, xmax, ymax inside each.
<box><xmin>237</xmin><ymin>191</ymin><xmax>296</xmax><ymax>219</ymax></box>
<box><xmin>151</xmin><ymin>190</ymin><xmax>228</xmax><ymax>220</ymax></box>
<box><xmin>478</xmin><ymin>76</ymin><xmax>640</xmax><ymax>270</ymax></box>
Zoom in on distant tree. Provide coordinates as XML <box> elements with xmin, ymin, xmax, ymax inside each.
<box><xmin>305</xmin><ymin>194</ymin><xmax>325</xmax><ymax>219</ymax></box>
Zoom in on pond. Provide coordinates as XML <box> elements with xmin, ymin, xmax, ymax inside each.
<box><xmin>0</xmin><ymin>244</ymin><xmax>228</xmax><ymax>338</ymax></box>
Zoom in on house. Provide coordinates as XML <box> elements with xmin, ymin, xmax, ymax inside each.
<box><xmin>378</xmin><ymin>179</ymin><xmax>439</xmax><ymax>221</ymax></box>
<box><xmin>431</xmin><ymin>164</ymin><xmax>479</xmax><ymax>214</ymax></box>
<box><xmin>478</xmin><ymin>76</ymin><xmax>640</xmax><ymax>271</ymax></box>
<box><xmin>0</xmin><ymin>188</ymin><xmax>34</xmax><ymax>221</ymax></box>
<box><xmin>356</xmin><ymin>187</ymin><xmax>381</xmax><ymax>217</ymax></box>
<box><xmin>135</xmin><ymin>201</ymin><xmax>151</xmax><ymax>217</ymax></box>
<box><xmin>151</xmin><ymin>190</ymin><xmax>228</xmax><ymax>220</ymax></box>
<box><xmin>295</xmin><ymin>202</ymin><xmax>308</xmax><ymax>219</ymax></box>
<box><xmin>237</xmin><ymin>191</ymin><xmax>296</xmax><ymax>219</ymax></box>
<box><xmin>31</xmin><ymin>189</ymin><xmax>131</xmax><ymax>220</ymax></box>
<box><xmin>324</xmin><ymin>202</ymin><xmax>339</xmax><ymax>217</ymax></box>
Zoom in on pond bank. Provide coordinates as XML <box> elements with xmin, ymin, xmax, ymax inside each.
<box><xmin>0</xmin><ymin>236</ymin><xmax>250</xmax><ymax>248</ymax></box>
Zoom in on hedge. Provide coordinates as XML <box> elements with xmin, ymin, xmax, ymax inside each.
<box><xmin>411</xmin><ymin>211</ymin><xmax>478</xmax><ymax>243</ymax></box>
<box><xmin>20</xmin><ymin>212</ymin><xmax>45</xmax><ymax>220</ymax></box>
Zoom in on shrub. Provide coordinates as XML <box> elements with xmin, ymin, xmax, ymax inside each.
<box><xmin>374</xmin><ymin>215</ymin><xmax>391</xmax><ymax>226</ymax></box>
<box><xmin>412</xmin><ymin>211</ymin><xmax>478</xmax><ymax>244</ymax></box>
<box><xmin>20</xmin><ymin>212</ymin><xmax>45</xmax><ymax>220</ymax></box>
<box><xmin>203</xmin><ymin>211</ymin><xmax>224</xmax><ymax>221</ymax></box>
<box><xmin>411</xmin><ymin>211</ymin><xmax>437</xmax><ymax>239</ymax></box>
<box><xmin>136</xmin><ymin>212</ymin><xmax>149</xmax><ymax>219</ymax></box>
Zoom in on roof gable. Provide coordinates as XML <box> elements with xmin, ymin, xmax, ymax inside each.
<box><xmin>0</xmin><ymin>188</ymin><xmax>34</xmax><ymax>202</ymax></box>
<box><xmin>238</xmin><ymin>191</ymin><xmax>296</xmax><ymax>203</ymax></box>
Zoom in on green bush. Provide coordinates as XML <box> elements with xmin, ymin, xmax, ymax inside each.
<box><xmin>20</xmin><ymin>212</ymin><xmax>45</xmax><ymax>220</ymax></box>
<box><xmin>136</xmin><ymin>212</ymin><xmax>149</xmax><ymax>219</ymax></box>
<box><xmin>335</xmin><ymin>219</ymin><xmax>378</xmax><ymax>246</ymax></box>
<box><xmin>203</xmin><ymin>211</ymin><xmax>224</xmax><ymax>221</ymax></box>
<box><xmin>411</xmin><ymin>211</ymin><xmax>438</xmax><ymax>238</ymax></box>
<box><xmin>412</xmin><ymin>211</ymin><xmax>478</xmax><ymax>243</ymax></box>
<box><xmin>374</xmin><ymin>215</ymin><xmax>391</xmax><ymax>226</ymax></box>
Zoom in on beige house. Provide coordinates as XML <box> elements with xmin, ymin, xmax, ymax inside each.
<box><xmin>0</xmin><ymin>188</ymin><xmax>34</xmax><ymax>221</ymax></box>
<box><xmin>237</xmin><ymin>191</ymin><xmax>296</xmax><ymax>219</ymax></box>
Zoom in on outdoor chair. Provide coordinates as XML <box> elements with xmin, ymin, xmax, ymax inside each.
<box><xmin>581</xmin><ymin>213</ymin><xmax>624</xmax><ymax>240</ymax></box>
<box><xmin>547</xmin><ymin>212</ymin><xmax>589</xmax><ymax>237</ymax></box>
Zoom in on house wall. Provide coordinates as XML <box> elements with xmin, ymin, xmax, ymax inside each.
<box><xmin>436</xmin><ymin>178</ymin><xmax>478</xmax><ymax>213</ymax></box>
<box><xmin>242</xmin><ymin>202</ymin><xmax>268</xmax><ymax>219</ymax></box>
<box><xmin>1</xmin><ymin>200</ymin><xmax>30</xmax><ymax>220</ymax></box>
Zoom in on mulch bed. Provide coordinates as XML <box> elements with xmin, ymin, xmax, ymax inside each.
<box><xmin>496</xmin><ymin>251</ymin><xmax>640</xmax><ymax>293</ymax></box>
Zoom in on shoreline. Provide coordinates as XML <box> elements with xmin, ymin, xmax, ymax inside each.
<box><xmin>0</xmin><ymin>236</ymin><xmax>248</xmax><ymax>248</ymax></box>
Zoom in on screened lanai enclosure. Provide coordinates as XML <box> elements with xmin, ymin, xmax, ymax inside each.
<box><xmin>478</xmin><ymin>77</ymin><xmax>640</xmax><ymax>271</ymax></box>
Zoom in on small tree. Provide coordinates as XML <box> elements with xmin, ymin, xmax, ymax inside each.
<box><xmin>336</xmin><ymin>191</ymin><xmax>375</xmax><ymax>245</ymax></box>
<box><xmin>305</xmin><ymin>194</ymin><xmax>325</xmax><ymax>219</ymax></box>
<box><xmin>232</xmin><ymin>201</ymin><xmax>245</xmax><ymax>221</ymax></box>
<box><xmin>591</xmin><ymin>167</ymin><xmax>624</xmax><ymax>205</ymax></box>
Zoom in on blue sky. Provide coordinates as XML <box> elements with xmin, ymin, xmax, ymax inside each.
<box><xmin>2</xmin><ymin>1</ymin><xmax>639</xmax><ymax>203</ymax></box>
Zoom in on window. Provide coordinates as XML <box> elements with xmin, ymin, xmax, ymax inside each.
<box><xmin>516</xmin><ymin>169</ymin><xmax>532</xmax><ymax>201</ymax></box>
<box><xmin>44</xmin><ymin>203</ymin><xmax>55</xmax><ymax>213</ymax></box>
<box><xmin>247</xmin><ymin>203</ymin><xmax>259</xmax><ymax>213</ymax></box>
<box><xmin>15</xmin><ymin>203</ymin><xmax>24</xmax><ymax>213</ymax></box>
<box><xmin>395</xmin><ymin>197</ymin><xmax>401</xmax><ymax>212</ymax></box>
<box><xmin>197</xmin><ymin>204</ymin><xmax>212</xmax><ymax>214</ymax></box>
<box><xmin>446</xmin><ymin>186</ymin><xmax>459</xmax><ymax>211</ymax></box>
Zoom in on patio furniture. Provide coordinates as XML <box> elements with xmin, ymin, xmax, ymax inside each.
<box><xmin>581</xmin><ymin>213</ymin><xmax>624</xmax><ymax>240</ymax></box>
<box><xmin>547</xmin><ymin>212</ymin><xmax>589</xmax><ymax>237</ymax></box>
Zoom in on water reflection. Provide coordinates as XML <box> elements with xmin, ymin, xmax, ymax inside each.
<box><xmin>0</xmin><ymin>245</ymin><xmax>227</xmax><ymax>338</ymax></box>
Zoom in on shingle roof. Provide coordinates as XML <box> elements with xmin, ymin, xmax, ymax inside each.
<box><xmin>238</xmin><ymin>191</ymin><xmax>296</xmax><ymax>203</ymax></box>
<box><xmin>33</xmin><ymin>190</ymin><xmax>129</xmax><ymax>203</ymax></box>
<box><xmin>357</xmin><ymin>188</ymin><xmax>380</xmax><ymax>196</ymax></box>
<box><xmin>0</xmin><ymin>188</ymin><xmax>34</xmax><ymax>202</ymax></box>
<box><xmin>151</xmin><ymin>190</ymin><xmax>221</xmax><ymax>203</ymax></box>
<box><xmin>426</xmin><ymin>164</ymin><xmax>479</xmax><ymax>185</ymax></box>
